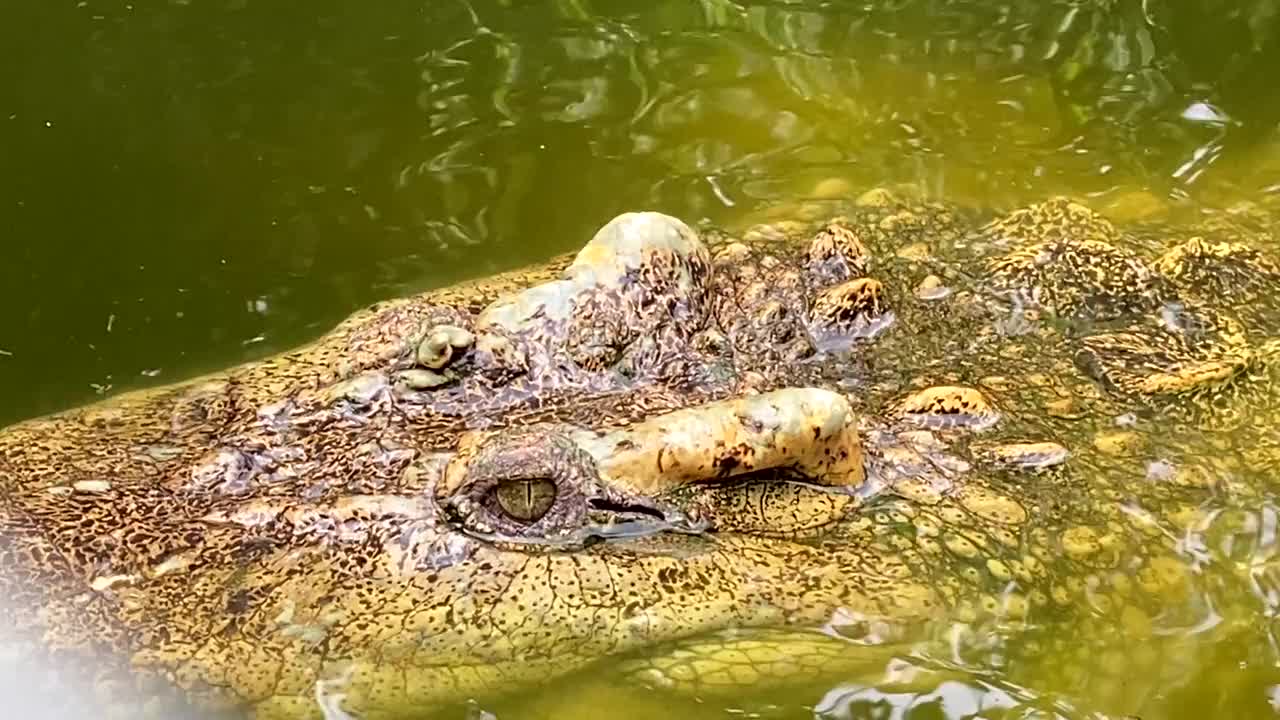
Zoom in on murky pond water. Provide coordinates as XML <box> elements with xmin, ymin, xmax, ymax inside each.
<box><xmin>3</xmin><ymin>1</ymin><xmax>1280</xmax><ymax>719</ymax></box>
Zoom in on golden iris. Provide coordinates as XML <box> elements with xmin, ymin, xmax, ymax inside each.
<box><xmin>493</xmin><ymin>478</ymin><xmax>557</xmax><ymax>522</ymax></box>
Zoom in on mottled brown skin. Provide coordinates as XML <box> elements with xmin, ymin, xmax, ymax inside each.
<box><xmin>2</xmin><ymin>198</ymin><xmax>1280</xmax><ymax>720</ymax></box>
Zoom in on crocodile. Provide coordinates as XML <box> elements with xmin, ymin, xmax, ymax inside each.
<box><xmin>3</xmin><ymin>192</ymin><xmax>1280</xmax><ymax>720</ymax></box>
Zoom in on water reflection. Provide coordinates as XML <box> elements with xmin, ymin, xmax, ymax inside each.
<box><xmin>815</xmin><ymin>678</ymin><xmax>1048</xmax><ymax>720</ymax></box>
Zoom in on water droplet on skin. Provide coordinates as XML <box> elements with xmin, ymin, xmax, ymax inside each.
<box><xmin>1146</xmin><ymin>459</ymin><xmax>1177</xmax><ymax>482</ymax></box>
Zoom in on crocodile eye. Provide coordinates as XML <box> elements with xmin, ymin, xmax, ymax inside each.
<box><xmin>492</xmin><ymin>478</ymin><xmax>557</xmax><ymax>522</ymax></box>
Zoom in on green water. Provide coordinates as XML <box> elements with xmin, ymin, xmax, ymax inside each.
<box><xmin>3</xmin><ymin>1</ymin><xmax>1280</xmax><ymax>718</ymax></box>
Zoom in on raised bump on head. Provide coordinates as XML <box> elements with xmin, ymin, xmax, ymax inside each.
<box><xmin>415</xmin><ymin>325</ymin><xmax>474</xmax><ymax>370</ymax></box>
<box><xmin>1075</xmin><ymin>320</ymin><xmax>1254</xmax><ymax>401</ymax></box>
<box><xmin>1155</xmin><ymin>236</ymin><xmax>1280</xmax><ymax>308</ymax></box>
<box><xmin>808</xmin><ymin>222</ymin><xmax>870</xmax><ymax>284</ymax></box>
<box><xmin>807</xmin><ymin>277</ymin><xmax>894</xmax><ymax>348</ymax></box>
<box><xmin>475</xmin><ymin>212</ymin><xmax>708</xmax><ymax>332</ymax></box>
<box><xmin>472</xmin><ymin>212</ymin><xmax>711</xmax><ymax>374</ymax></box>
<box><xmin>895</xmin><ymin>385</ymin><xmax>999</xmax><ymax>430</ymax></box>
<box><xmin>984</xmin><ymin>199</ymin><xmax>1162</xmax><ymax>319</ymax></box>
<box><xmin>975</xmin><ymin>441</ymin><xmax>1069</xmax><ymax>469</ymax></box>
<box><xmin>574</xmin><ymin>387</ymin><xmax>865</xmax><ymax>495</ymax></box>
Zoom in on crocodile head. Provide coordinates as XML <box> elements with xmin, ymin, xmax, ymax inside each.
<box><xmin>3</xmin><ymin>196</ymin><xmax>1280</xmax><ymax>719</ymax></box>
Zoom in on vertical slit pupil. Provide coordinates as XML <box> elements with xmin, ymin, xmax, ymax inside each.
<box><xmin>494</xmin><ymin>478</ymin><xmax>557</xmax><ymax>522</ymax></box>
